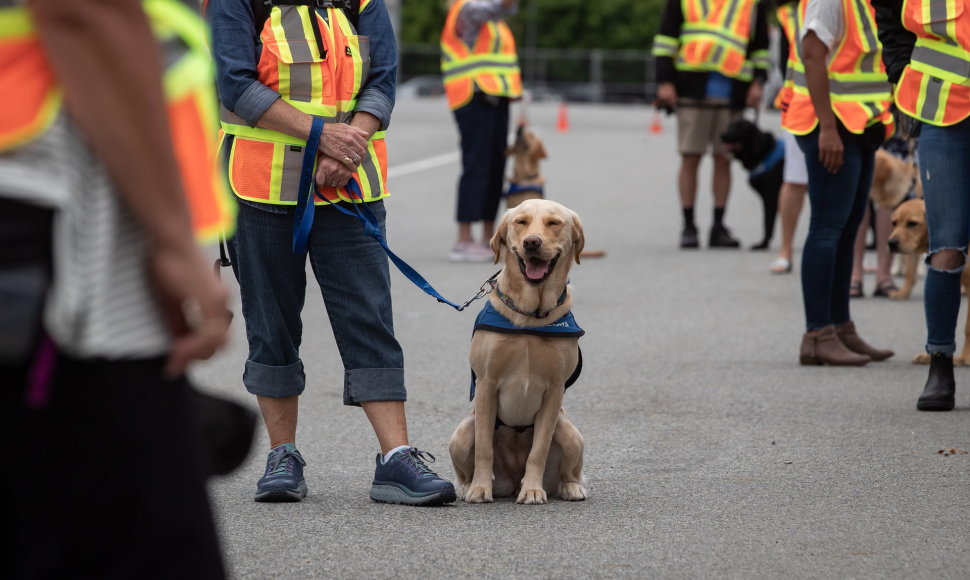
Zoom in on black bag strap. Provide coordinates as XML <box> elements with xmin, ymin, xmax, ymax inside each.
<box><xmin>251</xmin><ymin>0</ymin><xmax>361</xmax><ymax>32</ymax></box>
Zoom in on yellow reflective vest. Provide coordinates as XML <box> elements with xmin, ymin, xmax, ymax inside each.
<box><xmin>219</xmin><ymin>2</ymin><xmax>389</xmax><ymax>206</ymax></box>
<box><xmin>440</xmin><ymin>0</ymin><xmax>522</xmax><ymax>110</ymax></box>
<box><xmin>894</xmin><ymin>0</ymin><xmax>970</xmax><ymax>126</ymax></box>
<box><xmin>782</xmin><ymin>0</ymin><xmax>893</xmax><ymax>136</ymax></box>
<box><xmin>652</xmin><ymin>0</ymin><xmax>770</xmax><ymax>82</ymax></box>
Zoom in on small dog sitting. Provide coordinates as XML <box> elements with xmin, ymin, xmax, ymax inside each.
<box><xmin>720</xmin><ymin>118</ymin><xmax>785</xmax><ymax>250</ymax></box>
<box><xmin>449</xmin><ymin>199</ymin><xmax>588</xmax><ymax>504</ymax></box>
<box><xmin>888</xmin><ymin>199</ymin><xmax>970</xmax><ymax>365</ymax></box>
<box><xmin>504</xmin><ymin>125</ymin><xmax>547</xmax><ymax>209</ymax></box>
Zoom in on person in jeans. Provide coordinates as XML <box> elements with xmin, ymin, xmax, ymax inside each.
<box><xmin>875</xmin><ymin>0</ymin><xmax>970</xmax><ymax>411</ymax></box>
<box><xmin>783</xmin><ymin>0</ymin><xmax>894</xmax><ymax>365</ymax></box>
<box><xmin>441</xmin><ymin>0</ymin><xmax>522</xmax><ymax>262</ymax></box>
<box><xmin>207</xmin><ymin>0</ymin><xmax>455</xmax><ymax>504</ymax></box>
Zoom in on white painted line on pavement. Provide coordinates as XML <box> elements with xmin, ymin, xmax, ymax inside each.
<box><xmin>387</xmin><ymin>151</ymin><xmax>459</xmax><ymax>178</ymax></box>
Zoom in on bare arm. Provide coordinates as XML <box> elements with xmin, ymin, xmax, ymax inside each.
<box><xmin>30</xmin><ymin>0</ymin><xmax>229</xmax><ymax>375</ymax></box>
<box><xmin>802</xmin><ymin>30</ymin><xmax>843</xmax><ymax>173</ymax></box>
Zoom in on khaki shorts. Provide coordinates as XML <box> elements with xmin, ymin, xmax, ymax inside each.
<box><xmin>676</xmin><ymin>99</ymin><xmax>740</xmax><ymax>156</ymax></box>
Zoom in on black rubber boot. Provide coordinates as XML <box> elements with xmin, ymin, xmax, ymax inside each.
<box><xmin>917</xmin><ymin>353</ymin><xmax>956</xmax><ymax>412</ymax></box>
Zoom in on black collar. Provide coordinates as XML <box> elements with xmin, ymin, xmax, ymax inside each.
<box><xmin>489</xmin><ymin>279</ymin><xmax>568</xmax><ymax>319</ymax></box>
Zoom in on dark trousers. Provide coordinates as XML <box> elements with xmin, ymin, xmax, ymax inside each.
<box><xmin>796</xmin><ymin>126</ymin><xmax>875</xmax><ymax>331</ymax></box>
<box><xmin>453</xmin><ymin>93</ymin><xmax>510</xmax><ymax>223</ymax></box>
<box><xmin>0</xmin><ymin>198</ymin><xmax>226</xmax><ymax>579</ymax></box>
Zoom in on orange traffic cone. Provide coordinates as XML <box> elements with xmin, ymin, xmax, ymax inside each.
<box><xmin>556</xmin><ymin>102</ymin><xmax>569</xmax><ymax>132</ymax></box>
<box><xmin>650</xmin><ymin>110</ymin><xmax>663</xmax><ymax>134</ymax></box>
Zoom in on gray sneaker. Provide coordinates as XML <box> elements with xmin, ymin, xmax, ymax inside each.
<box><xmin>370</xmin><ymin>448</ymin><xmax>456</xmax><ymax>506</ymax></box>
<box><xmin>254</xmin><ymin>443</ymin><xmax>307</xmax><ymax>502</ymax></box>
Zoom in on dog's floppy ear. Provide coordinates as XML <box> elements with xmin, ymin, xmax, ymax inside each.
<box><xmin>570</xmin><ymin>211</ymin><xmax>585</xmax><ymax>264</ymax></box>
<box><xmin>491</xmin><ymin>210</ymin><xmax>510</xmax><ymax>264</ymax></box>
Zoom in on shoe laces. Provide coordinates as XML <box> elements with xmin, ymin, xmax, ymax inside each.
<box><xmin>400</xmin><ymin>448</ymin><xmax>439</xmax><ymax>478</ymax></box>
<box><xmin>266</xmin><ymin>448</ymin><xmax>305</xmax><ymax>476</ymax></box>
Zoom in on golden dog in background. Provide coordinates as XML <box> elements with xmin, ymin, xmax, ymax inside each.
<box><xmin>872</xmin><ymin>148</ymin><xmax>923</xmax><ymax>300</ymax></box>
<box><xmin>504</xmin><ymin>126</ymin><xmax>547</xmax><ymax>210</ymax></box>
<box><xmin>449</xmin><ymin>199</ymin><xmax>588</xmax><ymax>505</ymax></box>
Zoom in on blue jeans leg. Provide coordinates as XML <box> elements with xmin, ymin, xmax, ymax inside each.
<box><xmin>920</xmin><ymin>119</ymin><xmax>970</xmax><ymax>354</ymax></box>
<box><xmin>227</xmin><ymin>201</ymin><xmax>406</xmax><ymax>404</ymax></box>
<box><xmin>797</xmin><ymin>128</ymin><xmax>873</xmax><ymax>331</ymax></box>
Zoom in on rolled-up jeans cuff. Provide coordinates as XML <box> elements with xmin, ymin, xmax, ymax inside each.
<box><xmin>926</xmin><ymin>343</ymin><xmax>957</xmax><ymax>356</ymax></box>
<box><xmin>344</xmin><ymin>368</ymin><xmax>406</xmax><ymax>406</ymax></box>
<box><xmin>243</xmin><ymin>359</ymin><xmax>305</xmax><ymax>397</ymax></box>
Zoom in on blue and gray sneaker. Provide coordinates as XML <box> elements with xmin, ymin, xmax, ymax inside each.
<box><xmin>370</xmin><ymin>447</ymin><xmax>457</xmax><ymax>506</ymax></box>
<box><xmin>254</xmin><ymin>443</ymin><xmax>307</xmax><ymax>502</ymax></box>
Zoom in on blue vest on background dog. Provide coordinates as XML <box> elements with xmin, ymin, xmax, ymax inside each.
<box><xmin>469</xmin><ymin>301</ymin><xmax>584</xmax><ymax>401</ymax></box>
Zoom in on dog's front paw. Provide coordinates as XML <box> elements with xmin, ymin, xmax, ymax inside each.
<box><xmin>516</xmin><ymin>488</ymin><xmax>547</xmax><ymax>505</ymax></box>
<box><xmin>464</xmin><ymin>485</ymin><xmax>493</xmax><ymax>503</ymax></box>
<box><xmin>912</xmin><ymin>352</ymin><xmax>931</xmax><ymax>364</ymax></box>
<box><xmin>558</xmin><ymin>483</ymin><xmax>588</xmax><ymax>501</ymax></box>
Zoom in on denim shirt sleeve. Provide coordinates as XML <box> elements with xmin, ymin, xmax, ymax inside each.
<box><xmin>207</xmin><ymin>0</ymin><xmax>397</xmax><ymax>130</ymax></box>
<box><xmin>354</xmin><ymin>0</ymin><xmax>398</xmax><ymax>131</ymax></box>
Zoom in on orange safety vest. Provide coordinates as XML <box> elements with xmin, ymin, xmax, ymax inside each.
<box><xmin>440</xmin><ymin>0</ymin><xmax>522</xmax><ymax>110</ymax></box>
<box><xmin>219</xmin><ymin>2</ymin><xmax>388</xmax><ymax>205</ymax></box>
<box><xmin>894</xmin><ymin>0</ymin><xmax>970</xmax><ymax>126</ymax></box>
<box><xmin>0</xmin><ymin>0</ymin><xmax>234</xmax><ymax>244</ymax></box>
<box><xmin>773</xmin><ymin>1</ymin><xmax>799</xmax><ymax>111</ymax></box>
<box><xmin>782</xmin><ymin>0</ymin><xmax>894</xmax><ymax>136</ymax></box>
<box><xmin>677</xmin><ymin>0</ymin><xmax>766</xmax><ymax>81</ymax></box>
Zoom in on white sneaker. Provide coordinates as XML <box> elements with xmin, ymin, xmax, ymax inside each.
<box><xmin>449</xmin><ymin>241</ymin><xmax>493</xmax><ymax>263</ymax></box>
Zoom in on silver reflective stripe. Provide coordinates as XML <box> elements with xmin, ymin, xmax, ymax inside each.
<box><xmin>682</xmin><ymin>26</ymin><xmax>747</xmax><ymax>51</ymax></box>
<box><xmin>927</xmin><ymin>0</ymin><xmax>956</xmax><ymax>41</ymax></box>
<box><xmin>920</xmin><ymin>75</ymin><xmax>944</xmax><ymax>121</ymax></box>
<box><xmin>711</xmin><ymin>44</ymin><xmax>724</xmax><ymax>66</ymax></box>
<box><xmin>358</xmin><ymin>150</ymin><xmax>381</xmax><ymax>194</ymax></box>
<box><xmin>912</xmin><ymin>44</ymin><xmax>970</xmax><ymax>78</ymax></box>
<box><xmin>279</xmin><ymin>7</ymin><xmax>317</xmax><ymax>62</ymax></box>
<box><xmin>790</xmin><ymin>69</ymin><xmax>890</xmax><ymax>95</ymax></box>
<box><xmin>279</xmin><ymin>145</ymin><xmax>305</xmax><ymax>202</ymax></box>
<box><xmin>442</xmin><ymin>59</ymin><xmax>519</xmax><ymax>78</ymax></box>
<box><xmin>853</xmin><ymin>0</ymin><xmax>879</xmax><ymax>65</ymax></box>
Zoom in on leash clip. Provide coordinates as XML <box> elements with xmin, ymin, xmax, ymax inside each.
<box><xmin>454</xmin><ymin>271</ymin><xmax>501</xmax><ymax>311</ymax></box>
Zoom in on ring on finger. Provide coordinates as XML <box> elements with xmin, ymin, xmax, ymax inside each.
<box><xmin>352</xmin><ymin>153</ymin><xmax>361</xmax><ymax>165</ymax></box>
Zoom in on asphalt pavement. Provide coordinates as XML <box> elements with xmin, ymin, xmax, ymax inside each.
<box><xmin>193</xmin><ymin>97</ymin><xmax>969</xmax><ymax>579</ymax></box>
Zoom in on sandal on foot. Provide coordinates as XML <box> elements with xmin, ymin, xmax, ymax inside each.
<box><xmin>873</xmin><ymin>279</ymin><xmax>899</xmax><ymax>298</ymax></box>
<box><xmin>850</xmin><ymin>280</ymin><xmax>864</xmax><ymax>298</ymax></box>
<box><xmin>770</xmin><ymin>257</ymin><xmax>792</xmax><ymax>274</ymax></box>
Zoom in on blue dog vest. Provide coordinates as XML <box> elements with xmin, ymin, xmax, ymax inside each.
<box><xmin>469</xmin><ymin>301</ymin><xmax>584</xmax><ymax>401</ymax></box>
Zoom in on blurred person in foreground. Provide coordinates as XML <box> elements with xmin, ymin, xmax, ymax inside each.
<box><xmin>652</xmin><ymin>0</ymin><xmax>770</xmax><ymax>249</ymax></box>
<box><xmin>207</xmin><ymin>0</ymin><xmax>456</xmax><ymax>504</ymax></box>
<box><xmin>441</xmin><ymin>0</ymin><xmax>522</xmax><ymax>262</ymax></box>
<box><xmin>0</xmin><ymin>0</ymin><xmax>236</xmax><ymax>577</ymax></box>
<box><xmin>784</xmin><ymin>0</ymin><xmax>895</xmax><ymax>366</ymax></box>
<box><xmin>875</xmin><ymin>0</ymin><xmax>970</xmax><ymax>411</ymax></box>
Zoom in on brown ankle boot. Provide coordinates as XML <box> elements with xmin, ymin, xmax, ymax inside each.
<box><xmin>836</xmin><ymin>321</ymin><xmax>894</xmax><ymax>361</ymax></box>
<box><xmin>799</xmin><ymin>325</ymin><xmax>871</xmax><ymax>366</ymax></box>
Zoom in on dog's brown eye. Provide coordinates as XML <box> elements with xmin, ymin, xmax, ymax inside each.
<box><xmin>907</xmin><ymin>221</ymin><xmax>919</xmax><ymax>228</ymax></box>
<box><xmin>548</xmin><ymin>220</ymin><xmax>561</xmax><ymax>226</ymax></box>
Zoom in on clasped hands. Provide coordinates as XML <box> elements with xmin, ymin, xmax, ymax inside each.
<box><xmin>315</xmin><ymin>122</ymin><xmax>369</xmax><ymax>188</ymax></box>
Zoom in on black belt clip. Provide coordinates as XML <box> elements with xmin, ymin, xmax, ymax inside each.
<box><xmin>315</xmin><ymin>0</ymin><xmax>351</xmax><ymax>8</ymax></box>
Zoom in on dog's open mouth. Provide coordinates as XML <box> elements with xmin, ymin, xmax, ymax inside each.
<box><xmin>514</xmin><ymin>250</ymin><xmax>560</xmax><ymax>284</ymax></box>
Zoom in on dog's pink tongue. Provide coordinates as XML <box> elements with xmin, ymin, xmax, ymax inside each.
<box><xmin>525</xmin><ymin>258</ymin><xmax>549</xmax><ymax>280</ymax></box>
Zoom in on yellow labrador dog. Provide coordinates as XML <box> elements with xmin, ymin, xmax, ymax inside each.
<box><xmin>449</xmin><ymin>199</ymin><xmax>588</xmax><ymax>504</ymax></box>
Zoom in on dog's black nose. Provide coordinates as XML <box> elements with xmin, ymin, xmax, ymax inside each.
<box><xmin>888</xmin><ymin>239</ymin><xmax>900</xmax><ymax>253</ymax></box>
<box><xmin>523</xmin><ymin>235</ymin><xmax>542</xmax><ymax>252</ymax></box>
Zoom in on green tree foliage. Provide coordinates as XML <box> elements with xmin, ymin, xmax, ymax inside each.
<box><xmin>400</xmin><ymin>0</ymin><xmax>667</xmax><ymax>50</ymax></box>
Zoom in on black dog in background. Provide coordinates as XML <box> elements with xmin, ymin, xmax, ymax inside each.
<box><xmin>720</xmin><ymin>119</ymin><xmax>785</xmax><ymax>250</ymax></box>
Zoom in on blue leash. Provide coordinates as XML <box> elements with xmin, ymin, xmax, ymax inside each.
<box><xmin>292</xmin><ymin>117</ymin><xmax>473</xmax><ymax>310</ymax></box>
